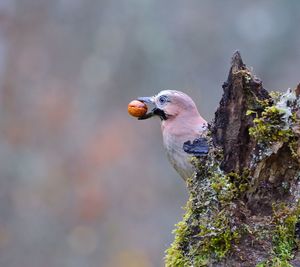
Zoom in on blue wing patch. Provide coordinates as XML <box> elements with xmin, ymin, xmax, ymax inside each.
<box><xmin>183</xmin><ymin>137</ymin><xmax>209</xmax><ymax>156</ymax></box>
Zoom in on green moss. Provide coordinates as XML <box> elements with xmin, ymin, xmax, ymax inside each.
<box><xmin>256</xmin><ymin>257</ymin><xmax>292</xmax><ymax>267</ymax></box>
<box><xmin>249</xmin><ymin>106</ymin><xmax>294</xmax><ymax>144</ymax></box>
<box><xmin>165</xmin><ymin>200</ymin><xmax>193</xmax><ymax>267</ymax></box>
<box><xmin>165</xmin><ymin>221</ymin><xmax>189</xmax><ymax>267</ymax></box>
<box><xmin>272</xmin><ymin>205</ymin><xmax>298</xmax><ymax>262</ymax></box>
<box><xmin>165</xmin><ymin>154</ymin><xmax>247</xmax><ymax>266</ymax></box>
<box><xmin>269</xmin><ymin>91</ymin><xmax>283</xmax><ymax>102</ymax></box>
<box><xmin>256</xmin><ymin>204</ymin><xmax>300</xmax><ymax>267</ymax></box>
<box><xmin>192</xmin><ymin>255</ymin><xmax>209</xmax><ymax>266</ymax></box>
<box><xmin>289</xmin><ymin>139</ymin><xmax>299</xmax><ymax>159</ymax></box>
<box><xmin>211</xmin><ymin>170</ymin><xmax>250</xmax><ymax>204</ymax></box>
<box><xmin>197</xmin><ymin>208</ymin><xmax>240</xmax><ymax>259</ymax></box>
<box><xmin>248</xmin><ymin>89</ymin><xmax>300</xmax><ymax>149</ymax></box>
<box><xmin>165</xmin><ymin>204</ymin><xmax>239</xmax><ymax>266</ymax></box>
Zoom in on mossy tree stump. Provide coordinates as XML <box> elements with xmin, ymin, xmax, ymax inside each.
<box><xmin>165</xmin><ymin>52</ymin><xmax>300</xmax><ymax>267</ymax></box>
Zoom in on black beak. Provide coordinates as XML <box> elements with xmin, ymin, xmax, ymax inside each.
<box><xmin>137</xmin><ymin>96</ymin><xmax>168</xmax><ymax>120</ymax></box>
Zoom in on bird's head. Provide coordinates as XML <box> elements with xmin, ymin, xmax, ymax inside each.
<box><xmin>137</xmin><ymin>90</ymin><xmax>200</xmax><ymax>121</ymax></box>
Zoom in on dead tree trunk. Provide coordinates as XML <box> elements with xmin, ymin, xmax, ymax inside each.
<box><xmin>165</xmin><ymin>52</ymin><xmax>300</xmax><ymax>267</ymax></box>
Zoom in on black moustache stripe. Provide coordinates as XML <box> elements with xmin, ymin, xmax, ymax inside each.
<box><xmin>153</xmin><ymin>108</ymin><xmax>168</xmax><ymax>120</ymax></box>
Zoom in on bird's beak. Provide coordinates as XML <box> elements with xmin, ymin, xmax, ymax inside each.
<box><xmin>137</xmin><ymin>96</ymin><xmax>155</xmax><ymax>104</ymax></box>
<box><xmin>137</xmin><ymin>96</ymin><xmax>167</xmax><ymax>120</ymax></box>
<box><xmin>137</xmin><ymin>96</ymin><xmax>156</xmax><ymax>120</ymax></box>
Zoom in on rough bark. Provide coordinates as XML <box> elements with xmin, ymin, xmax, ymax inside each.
<box><xmin>212</xmin><ymin>51</ymin><xmax>270</xmax><ymax>173</ymax></box>
<box><xmin>165</xmin><ymin>52</ymin><xmax>300</xmax><ymax>267</ymax></box>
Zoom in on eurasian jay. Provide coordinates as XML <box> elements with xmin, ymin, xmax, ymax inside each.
<box><xmin>137</xmin><ymin>90</ymin><xmax>208</xmax><ymax>181</ymax></box>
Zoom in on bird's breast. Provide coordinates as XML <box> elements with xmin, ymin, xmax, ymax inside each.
<box><xmin>161</xmin><ymin>118</ymin><xmax>207</xmax><ymax>180</ymax></box>
<box><xmin>162</xmin><ymin>132</ymin><xmax>195</xmax><ymax>180</ymax></box>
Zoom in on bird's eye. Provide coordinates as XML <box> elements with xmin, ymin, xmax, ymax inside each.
<box><xmin>159</xmin><ymin>95</ymin><xmax>168</xmax><ymax>104</ymax></box>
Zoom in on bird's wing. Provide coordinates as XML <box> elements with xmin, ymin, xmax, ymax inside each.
<box><xmin>183</xmin><ymin>137</ymin><xmax>209</xmax><ymax>156</ymax></box>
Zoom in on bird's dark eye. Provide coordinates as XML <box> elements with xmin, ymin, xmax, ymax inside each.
<box><xmin>159</xmin><ymin>95</ymin><xmax>168</xmax><ymax>104</ymax></box>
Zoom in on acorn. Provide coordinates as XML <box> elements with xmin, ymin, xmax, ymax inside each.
<box><xmin>128</xmin><ymin>100</ymin><xmax>148</xmax><ymax>118</ymax></box>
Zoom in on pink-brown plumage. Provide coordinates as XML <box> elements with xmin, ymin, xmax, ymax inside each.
<box><xmin>137</xmin><ymin>90</ymin><xmax>208</xmax><ymax>181</ymax></box>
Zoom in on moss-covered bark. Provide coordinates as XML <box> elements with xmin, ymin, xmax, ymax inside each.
<box><xmin>165</xmin><ymin>52</ymin><xmax>300</xmax><ymax>267</ymax></box>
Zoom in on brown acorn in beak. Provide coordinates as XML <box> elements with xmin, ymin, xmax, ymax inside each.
<box><xmin>128</xmin><ymin>100</ymin><xmax>148</xmax><ymax>118</ymax></box>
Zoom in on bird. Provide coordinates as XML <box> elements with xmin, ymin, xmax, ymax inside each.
<box><xmin>137</xmin><ymin>90</ymin><xmax>208</xmax><ymax>181</ymax></box>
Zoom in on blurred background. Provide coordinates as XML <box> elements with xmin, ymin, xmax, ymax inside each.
<box><xmin>0</xmin><ymin>1</ymin><xmax>299</xmax><ymax>266</ymax></box>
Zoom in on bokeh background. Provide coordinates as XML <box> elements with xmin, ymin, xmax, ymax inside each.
<box><xmin>0</xmin><ymin>1</ymin><xmax>299</xmax><ymax>266</ymax></box>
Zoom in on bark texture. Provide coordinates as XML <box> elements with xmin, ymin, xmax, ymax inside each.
<box><xmin>212</xmin><ymin>52</ymin><xmax>270</xmax><ymax>173</ymax></box>
<box><xmin>165</xmin><ymin>52</ymin><xmax>300</xmax><ymax>267</ymax></box>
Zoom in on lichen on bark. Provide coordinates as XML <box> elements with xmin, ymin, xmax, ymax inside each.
<box><xmin>165</xmin><ymin>52</ymin><xmax>300</xmax><ymax>267</ymax></box>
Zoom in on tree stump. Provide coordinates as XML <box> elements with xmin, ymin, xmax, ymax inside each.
<box><xmin>165</xmin><ymin>52</ymin><xmax>300</xmax><ymax>267</ymax></box>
